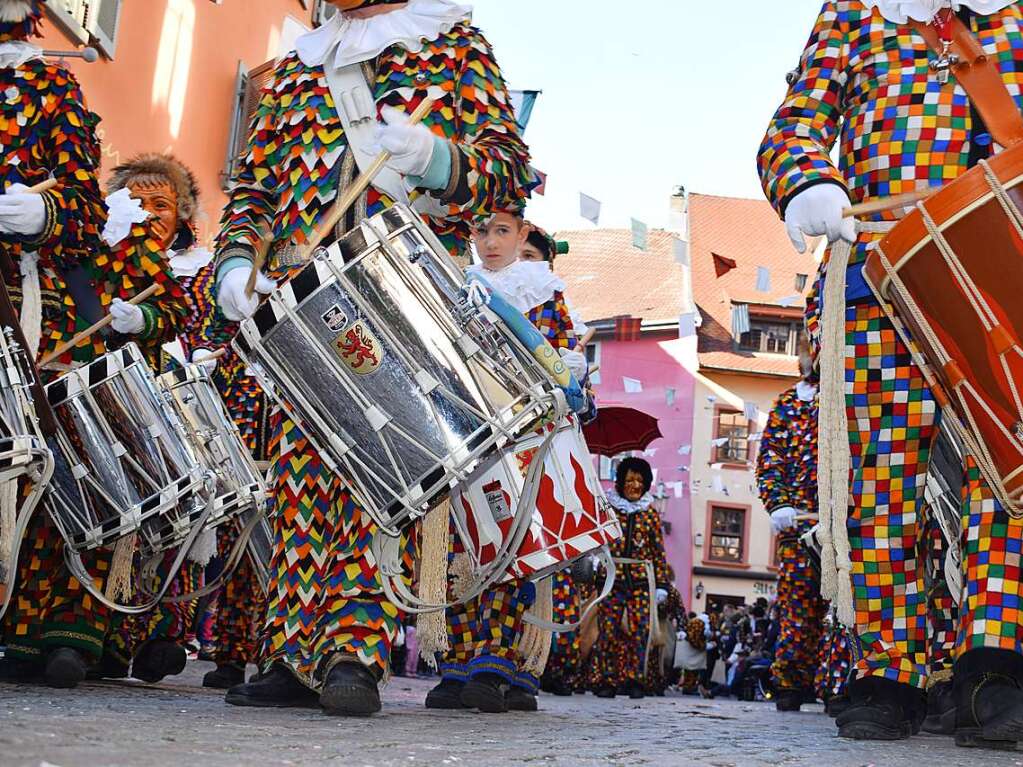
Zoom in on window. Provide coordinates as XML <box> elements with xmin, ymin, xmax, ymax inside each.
<box><xmin>714</xmin><ymin>408</ymin><xmax>750</xmax><ymax>464</ymax></box>
<box><xmin>222</xmin><ymin>59</ymin><xmax>277</xmax><ymax>190</ymax></box>
<box><xmin>709</xmin><ymin>505</ymin><xmax>746</xmax><ymax>563</ymax></box>
<box><xmin>312</xmin><ymin>0</ymin><xmax>339</xmax><ymax>26</ymax></box>
<box><xmin>44</xmin><ymin>0</ymin><xmax>122</xmax><ymax>58</ymax></box>
<box><xmin>794</xmin><ymin>273</ymin><xmax>809</xmax><ymax>292</ymax></box>
<box><xmin>585</xmin><ymin>341</ymin><xmax>601</xmax><ymax>384</ymax></box>
<box><xmin>737</xmin><ymin>318</ymin><xmax>800</xmax><ymax>355</ymax></box>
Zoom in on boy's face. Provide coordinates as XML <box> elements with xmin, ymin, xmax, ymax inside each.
<box><xmin>473</xmin><ymin>212</ymin><xmax>527</xmax><ymax>271</ymax></box>
<box><xmin>518</xmin><ymin>240</ymin><xmax>548</xmax><ymax>263</ymax></box>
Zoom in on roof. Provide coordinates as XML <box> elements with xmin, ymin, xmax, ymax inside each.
<box><xmin>552</xmin><ymin>228</ymin><xmax>687</xmax><ymax>325</ymax></box>
<box><xmin>688</xmin><ymin>193</ymin><xmax>818</xmax><ymax>378</ymax></box>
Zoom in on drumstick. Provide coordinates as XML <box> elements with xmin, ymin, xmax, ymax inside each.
<box><xmin>206</xmin><ymin>347</ymin><xmax>227</xmax><ymax>360</ymax></box>
<box><xmin>243</xmin><ymin>238</ymin><xmax>271</xmax><ymax>299</ymax></box>
<box><xmin>842</xmin><ymin>188</ymin><xmax>935</xmax><ymax>218</ymax></box>
<box><xmin>25</xmin><ymin>178</ymin><xmax>57</xmax><ymax>195</ymax></box>
<box><xmin>40</xmin><ymin>283</ymin><xmax>160</xmax><ymax>366</ymax></box>
<box><xmin>794</xmin><ymin>513</ymin><xmax>819</xmax><ymax>522</ymax></box>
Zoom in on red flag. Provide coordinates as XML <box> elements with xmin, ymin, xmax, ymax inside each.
<box><xmin>533</xmin><ymin>169</ymin><xmax>547</xmax><ymax>196</ymax></box>
<box><xmin>712</xmin><ymin>252</ymin><xmax>737</xmax><ymax>278</ymax></box>
<box><xmin>615</xmin><ymin>316</ymin><xmax>643</xmax><ymax>341</ymax></box>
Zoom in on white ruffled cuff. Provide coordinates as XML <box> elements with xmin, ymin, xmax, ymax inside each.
<box><xmin>101</xmin><ymin>188</ymin><xmax>150</xmax><ymax>247</ymax></box>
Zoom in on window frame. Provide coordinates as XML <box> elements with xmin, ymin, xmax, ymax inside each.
<box><xmin>736</xmin><ymin>317</ymin><xmax>800</xmax><ymax>356</ymax></box>
<box><xmin>585</xmin><ymin>341</ymin><xmax>601</xmax><ymax>385</ymax></box>
<box><xmin>703</xmin><ymin>502</ymin><xmax>751</xmax><ymax>567</ymax></box>
<box><xmin>44</xmin><ymin>0</ymin><xmax>122</xmax><ymax>58</ymax></box>
<box><xmin>712</xmin><ymin>405</ymin><xmax>753</xmax><ymax>467</ymax></box>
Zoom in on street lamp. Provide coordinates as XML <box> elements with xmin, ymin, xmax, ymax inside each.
<box><xmin>695</xmin><ymin>581</ymin><xmax>705</xmax><ymax>599</ymax></box>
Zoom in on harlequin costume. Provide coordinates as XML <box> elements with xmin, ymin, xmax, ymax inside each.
<box><xmin>425</xmin><ymin>257</ymin><xmax>580</xmax><ymax>714</ymax></box>
<box><xmin>0</xmin><ymin>0</ymin><xmax>114</xmax><ymax>689</ymax></box>
<box><xmin>755</xmin><ymin>380</ymin><xmax>828</xmax><ymax>711</ymax></box>
<box><xmin>679</xmin><ymin>614</ymin><xmax>707</xmax><ymax>693</ymax></box>
<box><xmin>214</xmin><ymin>0</ymin><xmax>531</xmax><ymax>715</ymax></box>
<box><xmin>816</xmin><ymin>613</ymin><xmax>853</xmax><ymax>714</ymax></box>
<box><xmin>540</xmin><ymin>569</ymin><xmax>582</xmax><ymax>696</ymax></box>
<box><xmin>644</xmin><ymin>584</ymin><xmax>684</xmax><ymax>696</ymax></box>
<box><xmin>758</xmin><ymin>0</ymin><xmax>1023</xmax><ymax>745</ymax></box>
<box><xmin>589</xmin><ymin>458</ymin><xmax>671</xmax><ymax>700</ymax></box>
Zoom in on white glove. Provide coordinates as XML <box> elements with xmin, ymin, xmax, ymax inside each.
<box><xmin>218</xmin><ymin>267</ymin><xmax>275</xmax><ymax>321</ymax></box>
<box><xmin>375</xmin><ymin>106</ymin><xmax>436</xmax><ymax>178</ymax></box>
<box><xmin>109</xmin><ymin>298</ymin><xmax>145</xmax><ymax>335</ymax></box>
<box><xmin>655</xmin><ymin>588</ymin><xmax>668</xmax><ymax>605</ymax></box>
<box><xmin>769</xmin><ymin>505</ymin><xmax>798</xmax><ymax>534</ymax></box>
<box><xmin>559</xmin><ymin>348</ymin><xmax>588</xmax><ymax>380</ymax></box>
<box><xmin>191</xmin><ymin>348</ymin><xmax>219</xmax><ymax>373</ymax></box>
<box><xmin>0</xmin><ymin>183</ymin><xmax>46</xmax><ymax>237</ymax></box>
<box><xmin>784</xmin><ymin>184</ymin><xmax>855</xmax><ymax>253</ymax></box>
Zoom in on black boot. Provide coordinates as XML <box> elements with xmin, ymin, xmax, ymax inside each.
<box><xmin>627</xmin><ymin>681</ymin><xmax>645</xmax><ymax>700</ymax></box>
<box><xmin>954</xmin><ymin>649</ymin><xmax>1023</xmax><ymax>750</ymax></box>
<box><xmin>320</xmin><ymin>661</ymin><xmax>381</xmax><ymax>716</ymax></box>
<box><xmin>550</xmin><ymin>679</ymin><xmax>573</xmax><ymax>697</ymax></box>
<box><xmin>836</xmin><ymin>677</ymin><xmax>921</xmax><ymax>740</ymax></box>
<box><xmin>460</xmin><ymin>672</ymin><xmax>508</xmax><ymax>713</ymax></box>
<box><xmin>594</xmin><ymin>686</ymin><xmax>616</xmax><ymax>699</ymax></box>
<box><xmin>825</xmin><ymin>693</ymin><xmax>851</xmax><ymax>718</ymax></box>
<box><xmin>131</xmin><ymin>640</ymin><xmax>186</xmax><ymax>684</ymax></box>
<box><xmin>425</xmin><ymin>678</ymin><xmax>467</xmax><ymax>710</ymax></box>
<box><xmin>224</xmin><ymin>663</ymin><xmax>319</xmax><ymax>708</ymax></box>
<box><xmin>203</xmin><ymin>663</ymin><xmax>246</xmax><ymax>690</ymax></box>
<box><xmin>87</xmin><ymin>650</ymin><xmax>129</xmax><ymax>681</ymax></box>
<box><xmin>44</xmin><ymin>647</ymin><xmax>88</xmax><ymax>689</ymax></box>
<box><xmin>0</xmin><ymin>656</ymin><xmax>42</xmax><ymax>683</ymax></box>
<box><xmin>775</xmin><ymin>688</ymin><xmax>804</xmax><ymax>712</ymax></box>
<box><xmin>506</xmin><ymin>686</ymin><xmax>538</xmax><ymax>712</ymax></box>
<box><xmin>922</xmin><ymin>678</ymin><xmax>955</xmax><ymax>735</ymax></box>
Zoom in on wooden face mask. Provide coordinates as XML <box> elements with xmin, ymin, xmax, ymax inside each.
<box><xmin>127</xmin><ymin>179</ymin><xmax>179</xmax><ymax>251</ymax></box>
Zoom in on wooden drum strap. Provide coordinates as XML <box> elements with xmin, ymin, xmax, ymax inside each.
<box><xmin>911</xmin><ymin>17</ymin><xmax>1023</xmax><ymax>148</ymax></box>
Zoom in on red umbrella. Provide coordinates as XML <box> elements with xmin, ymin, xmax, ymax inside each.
<box><xmin>582</xmin><ymin>406</ymin><xmax>662</xmax><ymax>457</ymax></box>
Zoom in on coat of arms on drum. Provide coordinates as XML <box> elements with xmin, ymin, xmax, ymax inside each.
<box><xmin>335</xmin><ymin>320</ymin><xmax>383</xmax><ymax>375</ymax></box>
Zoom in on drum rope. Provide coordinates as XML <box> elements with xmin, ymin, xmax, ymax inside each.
<box><xmin>18</xmin><ymin>251</ymin><xmax>41</xmax><ymax>361</ymax></box>
<box><xmin>415</xmin><ymin>501</ymin><xmax>451</xmax><ymax>667</ymax></box>
<box><xmin>518</xmin><ymin>575</ymin><xmax>553</xmax><ymax>678</ymax></box>
<box><xmin>0</xmin><ymin>474</ymin><xmax>18</xmax><ymax>584</ymax></box>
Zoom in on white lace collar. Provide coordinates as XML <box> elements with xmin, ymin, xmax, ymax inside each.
<box><xmin>295</xmin><ymin>0</ymin><xmax>471</xmax><ymax>69</ymax></box>
<box><xmin>466</xmin><ymin>260</ymin><xmax>565</xmax><ymax>313</ymax></box>
<box><xmin>0</xmin><ymin>41</ymin><xmax>41</xmax><ymax>69</ymax></box>
<box><xmin>606</xmin><ymin>488</ymin><xmax>656</xmax><ymax>515</ymax></box>
<box><xmin>796</xmin><ymin>380</ymin><xmax>818</xmax><ymax>402</ymax></box>
<box><xmin>169</xmin><ymin>246</ymin><xmax>213</xmax><ymax>278</ymax></box>
<box><xmin>863</xmin><ymin>0</ymin><xmax>1014</xmax><ymax>23</ymax></box>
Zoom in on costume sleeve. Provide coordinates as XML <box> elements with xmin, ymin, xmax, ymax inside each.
<box><xmin>182</xmin><ymin>264</ymin><xmax>236</xmax><ymax>356</ymax></box>
<box><xmin>428</xmin><ymin>26</ymin><xmax>533</xmax><ymax>220</ymax></box>
<box><xmin>214</xmin><ymin>63</ymin><xmax>282</xmax><ymax>272</ymax></box>
<box><xmin>526</xmin><ymin>291</ymin><xmax>578</xmax><ymax>351</ymax></box>
<box><xmin>30</xmin><ymin>66</ymin><xmax>104</xmax><ymax>272</ymax></box>
<box><xmin>756</xmin><ymin>2</ymin><xmax>850</xmax><ymax>217</ymax></box>
<box><xmin>756</xmin><ymin>393</ymin><xmax>795</xmax><ymax>512</ymax></box>
<box><xmin>645</xmin><ymin>508</ymin><xmax>671</xmax><ymax>590</ymax></box>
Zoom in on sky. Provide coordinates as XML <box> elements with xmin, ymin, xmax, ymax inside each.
<box><xmin>469</xmin><ymin>0</ymin><xmax>826</xmax><ymax>233</ymax></box>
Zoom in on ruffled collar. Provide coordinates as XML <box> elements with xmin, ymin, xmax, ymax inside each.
<box><xmin>606</xmin><ymin>488</ymin><xmax>656</xmax><ymax>515</ymax></box>
<box><xmin>0</xmin><ymin>40</ymin><xmax>41</xmax><ymax>69</ymax></box>
<box><xmin>466</xmin><ymin>260</ymin><xmax>565</xmax><ymax>313</ymax></box>
<box><xmin>295</xmin><ymin>0</ymin><xmax>471</xmax><ymax>69</ymax></box>
<box><xmin>796</xmin><ymin>380</ymin><xmax>818</xmax><ymax>403</ymax></box>
<box><xmin>169</xmin><ymin>246</ymin><xmax>213</xmax><ymax>278</ymax></box>
<box><xmin>863</xmin><ymin>0</ymin><xmax>1014</xmax><ymax>23</ymax></box>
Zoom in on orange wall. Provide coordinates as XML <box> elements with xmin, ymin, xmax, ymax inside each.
<box><xmin>38</xmin><ymin>0</ymin><xmax>313</xmax><ymax>246</ymax></box>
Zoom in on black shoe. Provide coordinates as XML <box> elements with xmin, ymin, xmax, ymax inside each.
<box><xmin>44</xmin><ymin>647</ymin><xmax>88</xmax><ymax>689</ymax></box>
<box><xmin>836</xmin><ymin>677</ymin><xmax>920</xmax><ymax>741</ymax></box>
<box><xmin>506</xmin><ymin>686</ymin><xmax>538</xmax><ymax>712</ymax></box>
<box><xmin>425</xmin><ymin>678</ymin><xmax>466</xmax><ymax>710</ymax></box>
<box><xmin>460</xmin><ymin>672</ymin><xmax>508</xmax><ymax>713</ymax></box>
<box><xmin>320</xmin><ymin>662</ymin><xmax>381</xmax><ymax>716</ymax></box>
<box><xmin>203</xmin><ymin>663</ymin><xmax>246</xmax><ymax>690</ymax></box>
<box><xmin>225</xmin><ymin>663</ymin><xmax>319</xmax><ymax>708</ymax></box>
<box><xmin>87</xmin><ymin>650</ymin><xmax>129</xmax><ymax>681</ymax></box>
<box><xmin>131</xmin><ymin>640</ymin><xmax>186</xmax><ymax>684</ymax></box>
<box><xmin>954</xmin><ymin>649</ymin><xmax>1023</xmax><ymax>750</ymax></box>
<box><xmin>826</xmin><ymin>693</ymin><xmax>851</xmax><ymax>718</ymax></box>
<box><xmin>628</xmin><ymin>682</ymin><xmax>644</xmax><ymax>700</ymax></box>
<box><xmin>551</xmin><ymin>680</ymin><xmax>573</xmax><ymax>696</ymax></box>
<box><xmin>775</xmin><ymin>688</ymin><xmax>804</xmax><ymax>712</ymax></box>
<box><xmin>0</xmin><ymin>656</ymin><xmax>42</xmax><ymax>682</ymax></box>
<box><xmin>594</xmin><ymin>686</ymin><xmax>615</xmax><ymax>699</ymax></box>
<box><xmin>922</xmin><ymin>679</ymin><xmax>955</xmax><ymax>735</ymax></box>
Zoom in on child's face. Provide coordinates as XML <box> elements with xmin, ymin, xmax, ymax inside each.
<box><xmin>518</xmin><ymin>240</ymin><xmax>548</xmax><ymax>263</ymax></box>
<box><xmin>474</xmin><ymin>212</ymin><xmax>527</xmax><ymax>271</ymax></box>
<box><xmin>128</xmin><ymin>179</ymin><xmax>179</xmax><ymax>250</ymax></box>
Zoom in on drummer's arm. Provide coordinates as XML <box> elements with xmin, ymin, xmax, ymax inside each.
<box><xmin>648</xmin><ymin>510</ymin><xmax>671</xmax><ymax>591</ymax></box>
<box><xmin>757</xmin><ymin>2</ymin><xmax>850</xmax><ymax>217</ymax></box>
<box><xmin>755</xmin><ymin>400</ymin><xmax>793</xmax><ymax>513</ymax></box>
<box><xmin>410</xmin><ymin>28</ymin><xmax>532</xmax><ymax>221</ymax></box>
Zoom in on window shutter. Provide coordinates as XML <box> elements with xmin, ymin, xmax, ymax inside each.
<box><xmin>86</xmin><ymin>0</ymin><xmax>123</xmax><ymax>60</ymax></box>
<box><xmin>43</xmin><ymin>0</ymin><xmax>89</xmax><ymax>43</ymax></box>
<box><xmin>222</xmin><ymin>59</ymin><xmax>276</xmax><ymax>191</ymax></box>
<box><xmin>312</xmin><ymin>0</ymin><xmax>339</xmax><ymax>27</ymax></box>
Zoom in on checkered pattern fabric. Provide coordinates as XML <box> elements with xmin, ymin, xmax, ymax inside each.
<box><xmin>773</xmin><ymin>538</ymin><xmax>828</xmax><ymax>691</ymax></box>
<box><xmin>815</xmin><ymin>619</ymin><xmax>852</xmax><ymax>699</ymax></box>
<box><xmin>525</xmin><ymin>291</ymin><xmax>578</xmax><ymax>351</ymax></box>
<box><xmin>757</xmin><ymin>386</ymin><xmax>818</xmax><ymax>514</ymax></box>
<box><xmin>544</xmin><ymin>571</ymin><xmax>581</xmax><ymax>684</ymax></box>
<box><xmin>924</xmin><ymin>511</ymin><xmax>957</xmax><ymax>676</ymax></box>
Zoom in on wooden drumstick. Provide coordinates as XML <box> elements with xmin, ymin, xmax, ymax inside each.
<box><xmin>25</xmin><ymin>178</ymin><xmax>57</xmax><ymax>195</ymax></box>
<box><xmin>40</xmin><ymin>282</ymin><xmax>160</xmax><ymax>366</ymax></box>
<box><xmin>842</xmin><ymin>188</ymin><xmax>935</xmax><ymax>218</ymax></box>
<box><xmin>244</xmin><ymin>238</ymin><xmax>271</xmax><ymax>299</ymax></box>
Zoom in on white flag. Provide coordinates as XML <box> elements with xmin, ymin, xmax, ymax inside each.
<box><xmin>623</xmin><ymin>377</ymin><xmax>643</xmax><ymax>393</ymax></box>
<box><xmin>678</xmin><ymin>313</ymin><xmax>696</xmax><ymax>339</ymax></box>
<box><xmin>673</xmin><ymin>237</ymin><xmax>689</xmax><ymax>266</ymax></box>
<box><xmin>631</xmin><ymin>218</ymin><xmax>648</xmax><ymax>251</ymax></box>
<box><xmin>756</xmin><ymin>266</ymin><xmax>771</xmax><ymax>292</ymax></box>
<box><xmin>712</xmin><ymin>474</ymin><xmax>724</xmax><ymax>494</ymax></box>
<box><xmin>743</xmin><ymin>401</ymin><xmax>759</xmax><ymax>422</ymax></box>
<box><xmin>711</xmin><ymin>437</ymin><xmax>729</xmax><ymax>447</ymax></box>
<box><xmin>665</xmin><ymin>387</ymin><xmax>677</xmax><ymax>407</ymax></box>
<box><xmin>731</xmin><ymin>303</ymin><xmax>750</xmax><ymax>337</ymax></box>
<box><xmin>579</xmin><ymin>192</ymin><xmax>601</xmax><ymax>225</ymax></box>
<box><xmin>677</xmin><ymin>444</ymin><xmax>692</xmax><ymax>455</ymax></box>
<box><xmin>673</xmin><ymin>482</ymin><xmax>684</xmax><ymax>498</ymax></box>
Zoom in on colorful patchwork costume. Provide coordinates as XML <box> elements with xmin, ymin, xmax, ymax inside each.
<box><xmin>214</xmin><ymin>0</ymin><xmax>530</xmax><ymax>713</ymax></box>
<box><xmin>758</xmin><ymin>0</ymin><xmax>1023</xmax><ymax>744</ymax></box>
<box><xmin>756</xmin><ymin>382</ymin><xmax>828</xmax><ymax>707</ymax></box>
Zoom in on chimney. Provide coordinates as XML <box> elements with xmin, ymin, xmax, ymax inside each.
<box><xmin>667</xmin><ymin>185</ymin><xmax>687</xmax><ymax>236</ymax></box>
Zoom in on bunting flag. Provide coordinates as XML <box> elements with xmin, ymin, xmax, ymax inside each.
<box><xmin>756</xmin><ymin>266</ymin><xmax>771</xmax><ymax>292</ymax></box>
<box><xmin>673</xmin><ymin>237</ymin><xmax>690</xmax><ymax>266</ymax></box>
<box><xmin>731</xmin><ymin>303</ymin><xmax>750</xmax><ymax>337</ymax></box>
<box><xmin>743</xmin><ymin>401</ymin><xmax>759</xmax><ymax>422</ymax></box>
<box><xmin>712</xmin><ymin>252</ymin><xmax>737</xmax><ymax>277</ymax></box>
<box><xmin>579</xmin><ymin>192</ymin><xmax>601</xmax><ymax>225</ymax></box>
<box><xmin>631</xmin><ymin>218</ymin><xmax>648</xmax><ymax>251</ymax></box>
<box><xmin>622</xmin><ymin>377</ymin><xmax>643</xmax><ymax>393</ymax></box>
<box><xmin>615</xmin><ymin>316</ymin><xmax>643</xmax><ymax>341</ymax></box>
<box><xmin>779</xmin><ymin>295</ymin><xmax>802</xmax><ymax>307</ymax></box>
<box><xmin>679</xmin><ymin>312</ymin><xmax>696</xmax><ymax>339</ymax></box>
<box><xmin>531</xmin><ymin>168</ymin><xmax>547</xmax><ymax>196</ymax></box>
<box><xmin>794</xmin><ymin>273</ymin><xmax>809</xmax><ymax>292</ymax></box>
<box><xmin>665</xmin><ymin>387</ymin><xmax>676</xmax><ymax>407</ymax></box>
<box><xmin>508</xmin><ymin>89</ymin><xmax>541</xmax><ymax>133</ymax></box>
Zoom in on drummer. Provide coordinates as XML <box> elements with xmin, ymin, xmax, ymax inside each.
<box><xmin>423</xmin><ymin>208</ymin><xmax>585</xmax><ymax>714</ymax></box>
<box><xmin>212</xmin><ymin>0</ymin><xmax>533</xmax><ymax>716</ymax></box>
<box><xmin>758</xmin><ymin>0</ymin><xmax>1023</xmax><ymax>747</ymax></box>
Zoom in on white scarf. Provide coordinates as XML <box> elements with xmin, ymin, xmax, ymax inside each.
<box><xmin>606</xmin><ymin>488</ymin><xmax>656</xmax><ymax>516</ymax></box>
<box><xmin>863</xmin><ymin>0</ymin><xmax>1015</xmax><ymax>23</ymax></box>
<box><xmin>0</xmin><ymin>40</ymin><xmax>41</xmax><ymax>69</ymax></box>
<box><xmin>169</xmin><ymin>246</ymin><xmax>213</xmax><ymax>278</ymax></box>
<box><xmin>466</xmin><ymin>260</ymin><xmax>565</xmax><ymax>313</ymax></box>
<box><xmin>295</xmin><ymin>0</ymin><xmax>471</xmax><ymax>69</ymax></box>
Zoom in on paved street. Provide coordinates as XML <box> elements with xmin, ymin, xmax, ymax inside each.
<box><xmin>2</xmin><ymin>661</ymin><xmax>1022</xmax><ymax>767</ymax></box>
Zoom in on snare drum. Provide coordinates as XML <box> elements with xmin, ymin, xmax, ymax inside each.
<box><xmin>44</xmin><ymin>343</ymin><xmax>209</xmax><ymax>557</ymax></box>
<box><xmin>450</xmin><ymin>415</ymin><xmax>621</xmax><ymax>582</ymax></box>
<box><xmin>864</xmin><ymin>143</ymin><xmax>1023</xmax><ymax>516</ymax></box>
<box><xmin>235</xmin><ymin>204</ymin><xmax>559</xmax><ymax>533</ymax></box>
<box><xmin>157</xmin><ymin>363</ymin><xmax>267</xmax><ymax>531</ymax></box>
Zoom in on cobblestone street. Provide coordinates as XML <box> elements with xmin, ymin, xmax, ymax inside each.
<box><xmin>0</xmin><ymin>661</ymin><xmax>1021</xmax><ymax>767</ymax></box>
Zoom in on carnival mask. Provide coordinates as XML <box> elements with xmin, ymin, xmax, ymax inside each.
<box><xmin>127</xmin><ymin>180</ymin><xmax>179</xmax><ymax>251</ymax></box>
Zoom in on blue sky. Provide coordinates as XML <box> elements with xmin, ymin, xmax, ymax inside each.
<box><xmin>470</xmin><ymin>0</ymin><xmax>826</xmax><ymax>231</ymax></box>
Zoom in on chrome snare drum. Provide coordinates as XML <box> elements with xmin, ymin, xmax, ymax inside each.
<box><xmin>44</xmin><ymin>344</ymin><xmax>209</xmax><ymax>558</ymax></box>
<box><xmin>234</xmin><ymin>204</ymin><xmax>559</xmax><ymax>534</ymax></box>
